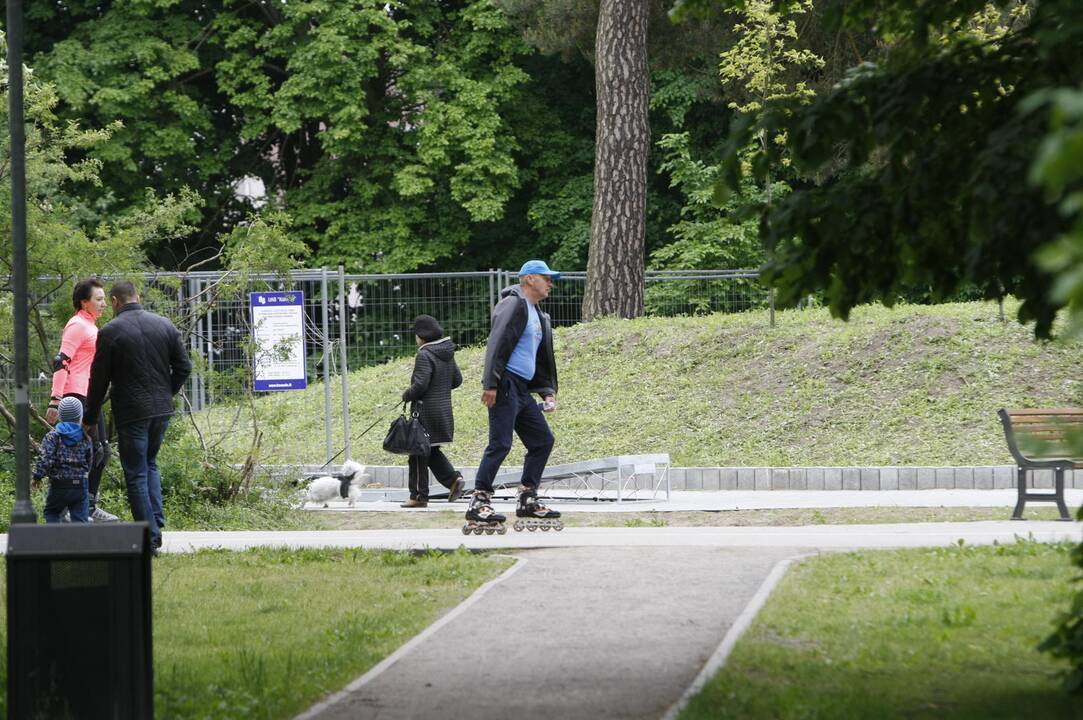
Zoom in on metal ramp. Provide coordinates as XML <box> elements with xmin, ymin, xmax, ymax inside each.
<box><xmin>429</xmin><ymin>453</ymin><xmax>671</xmax><ymax>503</ymax></box>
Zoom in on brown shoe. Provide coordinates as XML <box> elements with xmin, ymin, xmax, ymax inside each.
<box><xmin>447</xmin><ymin>476</ymin><xmax>465</xmax><ymax>503</ymax></box>
<box><xmin>400</xmin><ymin>498</ymin><xmax>428</xmax><ymax>508</ymax></box>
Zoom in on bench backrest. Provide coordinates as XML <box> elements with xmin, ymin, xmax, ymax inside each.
<box><xmin>998</xmin><ymin>408</ymin><xmax>1083</xmax><ymax>465</ymax></box>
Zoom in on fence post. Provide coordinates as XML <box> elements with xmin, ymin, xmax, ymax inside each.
<box><xmin>769</xmin><ymin>287</ymin><xmax>776</xmax><ymax>328</ymax></box>
<box><xmin>190</xmin><ymin>277</ymin><xmax>205</xmax><ymax>412</ymax></box>
<box><xmin>179</xmin><ymin>277</ymin><xmax>191</xmax><ymax>413</ymax></box>
<box><xmin>338</xmin><ymin>265</ymin><xmax>351</xmax><ymax>461</ymax></box>
<box><xmin>321</xmin><ymin>267</ymin><xmax>332</xmax><ymax>463</ymax></box>
<box><xmin>204</xmin><ymin>280</ymin><xmax>215</xmax><ymax>405</ymax></box>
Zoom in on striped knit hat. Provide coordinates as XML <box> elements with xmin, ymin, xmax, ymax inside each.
<box><xmin>57</xmin><ymin>396</ymin><xmax>83</xmax><ymax>424</ymax></box>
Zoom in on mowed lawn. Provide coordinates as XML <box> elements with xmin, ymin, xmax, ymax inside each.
<box><xmin>681</xmin><ymin>541</ymin><xmax>1083</xmax><ymax>719</ymax></box>
<box><xmin>0</xmin><ymin>548</ymin><xmax>512</xmax><ymax>719</ymax></box>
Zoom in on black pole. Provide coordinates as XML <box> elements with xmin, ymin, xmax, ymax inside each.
<box><xmin>8</xmin><ymin>0</ymin><xmax>36</xmax><ymax>524</ymax></box>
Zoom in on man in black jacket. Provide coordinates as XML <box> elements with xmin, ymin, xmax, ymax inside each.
<box><xmin>464</xmin><ymin>260</ymin><xmax>563</xmax><ymax>532</ymax></box>
<box><xmin>86</xmin><ymin>281</ymin><xmax>191</xmax><ymax>552</ymax></box>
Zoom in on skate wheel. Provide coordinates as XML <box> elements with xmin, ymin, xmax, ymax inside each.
<box><xmin>485</xmin><ymin>527</ymin><xmax>495</xmax><ymax>535</ymax></box>
<box><xmin>513</xmin><ymin>521</ymin><xmax>524</xmax><ymax>532</ymax></box>
<box><xmin>528</xmin><ymin>525</ymin><xmax>537</xmax><ymax>532</ymax></box>
<box><xmin>541</xmin><ymin>524</ymin><xmax>550</xmax><ymax>532</ymax></box>
<box><xmin>556</xmin><ymin>523</ymin><xmax>564</xmax><ymax>531</ymax></box>
<box><xmin>497</xmin><ymin>525</ymin><xmax>508</xmax><ymax>535</ymax></box>
<box><xmin>462</xmin><ymin>526</ymin><xmax>471</xmax><ymax>535</ymax></box>
<box><xmin>473</xmin><ymin>527</ymin><xmax>484</xmax><ymax>535</ymax></box>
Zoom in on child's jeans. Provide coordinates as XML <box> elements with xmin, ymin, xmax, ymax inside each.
<box><xmin>44</xmin><ymin>482</ymin><xmax>89</xmax><ymax>523</ymax></box>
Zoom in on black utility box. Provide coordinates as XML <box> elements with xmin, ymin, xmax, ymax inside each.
<box><xmin>7</xmin><ymin>522</ymin><xmax>153</xmax><ymax>719</ymax></box>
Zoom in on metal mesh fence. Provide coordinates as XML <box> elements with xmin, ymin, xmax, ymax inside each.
<box><xmin>4</xmin><ymin>268</ymin><xmax>768</xmax><ymax>416</ymax></box>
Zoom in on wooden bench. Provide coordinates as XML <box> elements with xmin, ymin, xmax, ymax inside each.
<box><xmin>997</xmin><ymin>408</ymin><xmax>1081</xmax><ymax>521</ymax></box>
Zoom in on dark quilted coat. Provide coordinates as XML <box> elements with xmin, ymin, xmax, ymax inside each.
<box><xmin>401</xmin><ymin>338</ymin><xmax>463</xmax><ymax>444</ymax></box>
<box><xmin>85</xmin><ymin>303</ymin><xmax>192</xmax><ymax>427</ymax></box>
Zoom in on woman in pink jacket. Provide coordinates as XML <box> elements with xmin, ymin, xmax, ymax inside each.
<box><xmin>45</xmin><ymin>277</ymin><xmax>118</xmax><ymax>522</ymax></box>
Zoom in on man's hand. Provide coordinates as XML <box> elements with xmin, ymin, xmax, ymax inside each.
<box><xmin>542</xmin><ymin>395</ymin><xmax>557</xmax><ymax>413</ymax></box>
<box><xmin>82</xmin><ymin>421</ymin><xmax>98</xmax><ymax>441</ymax></box>
<box><xmin>45</xmin><ymin>407</ymin><xmax>58</xmax><ymax>425</ymax></box>
<box><xmin>482</xmin><ymin>389</ymin><xmax>497</xmax><ymax>408</ymax></box>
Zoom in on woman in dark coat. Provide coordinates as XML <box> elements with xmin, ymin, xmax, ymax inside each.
<box><xmin>400</xmin><ymin>315</ymin><xmax>466</xmax><ymax>507</ymax></box>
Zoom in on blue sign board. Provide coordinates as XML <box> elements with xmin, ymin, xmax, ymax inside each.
<box><xmin>250</xmin><ymin>291</ymin><xmax>307</xmax><ymax>391</ymax></box>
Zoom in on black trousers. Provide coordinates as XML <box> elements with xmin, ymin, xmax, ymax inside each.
<box><xmin>408</xmin><ymin>447</ymin><xmax>461</xmax><ymax>501</ymax></box>
<box><xmin>473</xmin><ymin>373</ymin><xmax>554</xmax><ymax>494</ymax></box>
<box><xmin>68</xmin><ymin>393</ymin><xmax>108</xmax><ymax>505</ymax></box>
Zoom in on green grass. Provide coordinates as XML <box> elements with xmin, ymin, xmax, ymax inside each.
<box><xmin>0</xmin><ymin>471</ymin><xmax>311</xmax><ymax>533</ymax></box>
<box><xmin>680</xmin><ymin>542</ymin><xmax>1083</xmax><ymax>719</ymax></box>
<box><xmin>193</xmin><ymin>300</ymin><xmax>1083</xmax><ymax>468</ymax></box>
<box><xmin>0</xmin><ymin>547</ymin><xmax>511</xmax><ymax>719</ymax></box>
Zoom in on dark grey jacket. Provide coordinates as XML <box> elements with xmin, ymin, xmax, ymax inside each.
<box><xmin>481</xmin><ymin>285</ymin><xmax>557</xmax><ymax>398</ymax></box>
<box><xmin>402</xmin><ymin>338</ymin><xmax>463</xmax><ymax>444</ymax></box>
<box><xmin>86</xmin><ymin>303</ymin><xmax>192</xmax><ymax>427</ymax></box>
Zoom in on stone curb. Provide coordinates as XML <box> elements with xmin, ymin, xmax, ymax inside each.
<box><xmin>257</xmin><ymin>464</ymin><xmax>1068</xmax><ymax>491</ymax></box>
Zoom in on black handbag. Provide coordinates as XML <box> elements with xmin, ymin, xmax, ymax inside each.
<box><xmin>382</xmin><ymin>402</ymin><xmax>431</xmax><ymax>456</ymax></box>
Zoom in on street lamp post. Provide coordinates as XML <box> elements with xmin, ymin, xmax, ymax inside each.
<box><xmin>8</xmin><ymin>0</ymin><xmax>37</xmax><ymax>524</ymax></box>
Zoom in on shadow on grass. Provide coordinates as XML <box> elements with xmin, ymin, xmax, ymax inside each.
<box><xmin>684</xmin><ymin>666</ymin><xmax>1083</xmax><ymax>720</ymax></box>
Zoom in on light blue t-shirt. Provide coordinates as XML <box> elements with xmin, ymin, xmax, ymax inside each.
<box><xmin>506</xmin><ymin>302</ymin><xmax>542</xmax><ymax>381</ymax></box>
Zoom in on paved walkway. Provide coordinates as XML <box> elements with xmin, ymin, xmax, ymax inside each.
<box><xmin>127</xmin><ymin>521</ymin><xmax>1081</xmax><ymax>555</ymax></box>
<box><xmin>298</xmin><ymin>546</ymin><xmax>802</xmax><ymax>720</ymax></box>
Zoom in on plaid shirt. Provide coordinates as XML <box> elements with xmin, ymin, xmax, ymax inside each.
<box><xmin>33</xmin><ymin>430</ymin><xmax>92</xmax><ymax>488</ymax></box>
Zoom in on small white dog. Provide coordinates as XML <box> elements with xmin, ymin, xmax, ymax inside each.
<box><xmin>302</xmin><ymin>460</ymin><xmax>369</xmax><ymax>508</ymax></box>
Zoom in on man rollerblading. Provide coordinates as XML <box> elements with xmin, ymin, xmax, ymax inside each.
<box><xmin>468</xmin><ymin>260</ymin><xmax>564</xmax><ymax>534</ymax></box>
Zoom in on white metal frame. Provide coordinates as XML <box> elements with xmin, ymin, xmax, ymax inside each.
<box><xmin>491</xmin><ymin>453</ymin><xmax>671</xmax><ymax>503</ymax></box>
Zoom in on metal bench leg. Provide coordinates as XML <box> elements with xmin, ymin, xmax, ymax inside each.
<box><xmin>1011</xmin><ymin>467</ymin><xmax>1027</xmax><ymax>520</ymax></box>
<box><xmin>1055</xmin><ymin>469</ymin><xmax>1073</xmax><ymax>521</ymax></box>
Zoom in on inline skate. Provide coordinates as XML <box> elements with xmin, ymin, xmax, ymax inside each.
<box><xmin>513</xmin><ymin>485</ymin><xmax>563</xmax><ymax>532</ymax></box>
<box><xmin>462</xmin><ymin>490</ymin><xmax>507</xmax><ymax>535</ymax></box>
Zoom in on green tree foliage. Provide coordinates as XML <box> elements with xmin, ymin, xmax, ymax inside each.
<box><xmin>26</xmin><ymin>0</ymin><xmax>535</xmax><ymax>271</ymax></box>
<box><xmin>1030</xmin><ymin>84</ymin><xmax>1083</xmax><ymax>692</ymax></box>
<box><xmin>1030</xmin><ymin>86</ymin><xmax>1083</xmax><ymax>338</ymax></box>
<box><xmin>26</xmin><ymin>0</ymin><xmax>242</xmax><ymax>264</ymax></box>
<box><xmin>718</xmin><ymin>0</ymin><xmax>823</xmax><ymax>115</ymax></box>
<box><xmin>23</xmin><ymin>0</ymin><xmax>868</xmax><ymax>275</ymax></box>
<box><xmin>705</xmin><ymin>0</ymin><xmax>1080</xmax><ymax>337</ymax></box>
<box><xmin>0</xmin><ymin>39</ymin><xmax>199</xmax><ymax>376</ymax></box>
<box><xmin>652</xmin><ymin>133</ymin><xmax>769</xmax><ymax>269</ymax></box>
<box><xmin>654</xmin><ymin>0</ymin><xmax>825</xmax><ymax>272</ymax></box>
<box><xmin>217</xmin><ymin>0</ymin><xmax>530</xmax><ymax>271</ymax></box>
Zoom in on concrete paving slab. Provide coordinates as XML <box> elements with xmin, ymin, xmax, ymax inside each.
<box><xmin>300</xmin><ymin>547</ymin><xmax>801</xmax><ymax>720</ymax></box>
<box><xmin>36</xmin><ymin>521</ymin><xmax>1065</xmax><ymax>556</ymax></box>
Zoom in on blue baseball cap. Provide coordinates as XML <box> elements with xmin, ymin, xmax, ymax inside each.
<box><xmin>518</xmin><ymin>260</ymin><xmax>561</xmax><ymax>280</ymax></box>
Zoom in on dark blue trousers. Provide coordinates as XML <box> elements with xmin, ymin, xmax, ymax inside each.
<box><xmin>116</xmin><ymin>416</ymin><xmax>170</xmax><ymax>548</ymax></box>
<box><xmin>474</xmin><ymin>373</ymin><xmax>554</xmax><ymax>493</ymax></box>
<box><xmin>44</xmin><ymin>484</ymin><xmax>89</xmax><ymax>523</ymax></box>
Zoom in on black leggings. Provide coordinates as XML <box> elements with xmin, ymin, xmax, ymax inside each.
<box><xmin>408</xmin><ymin>447</ymin><xmax>461</xmax><ymax>500</ymax></box>
<box><xmin>68</xmin><ymin>394</ymin><xmax>109</xmax><ymax>502</ymax></box>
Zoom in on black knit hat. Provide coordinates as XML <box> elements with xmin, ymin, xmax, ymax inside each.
<box><xmin>413</xmin><ymin>315</ymin><xmax>444</xmax><ymax>342</ymax></box>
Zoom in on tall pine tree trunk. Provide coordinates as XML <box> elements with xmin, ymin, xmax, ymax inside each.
<box><xmin>583</xmin><ymin>0</ymin><xmax>649</xmax><ymax>321</ymax></box>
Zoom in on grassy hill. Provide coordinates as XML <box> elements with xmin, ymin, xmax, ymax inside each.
<box><xmin>194</xmin><ymin>301</ymin><xmax>1083</xmax><ymax>468</ymax></box>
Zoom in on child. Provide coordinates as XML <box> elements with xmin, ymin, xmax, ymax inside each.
<box><xmin>399</xmin><ymin>315</ymin><xmax>466</xmax><ymax>507</ymax></box>
<box><xmin>34</xmin><ymin>396</ymin><xmax>93</xmax><ymax>523</ymax></box>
